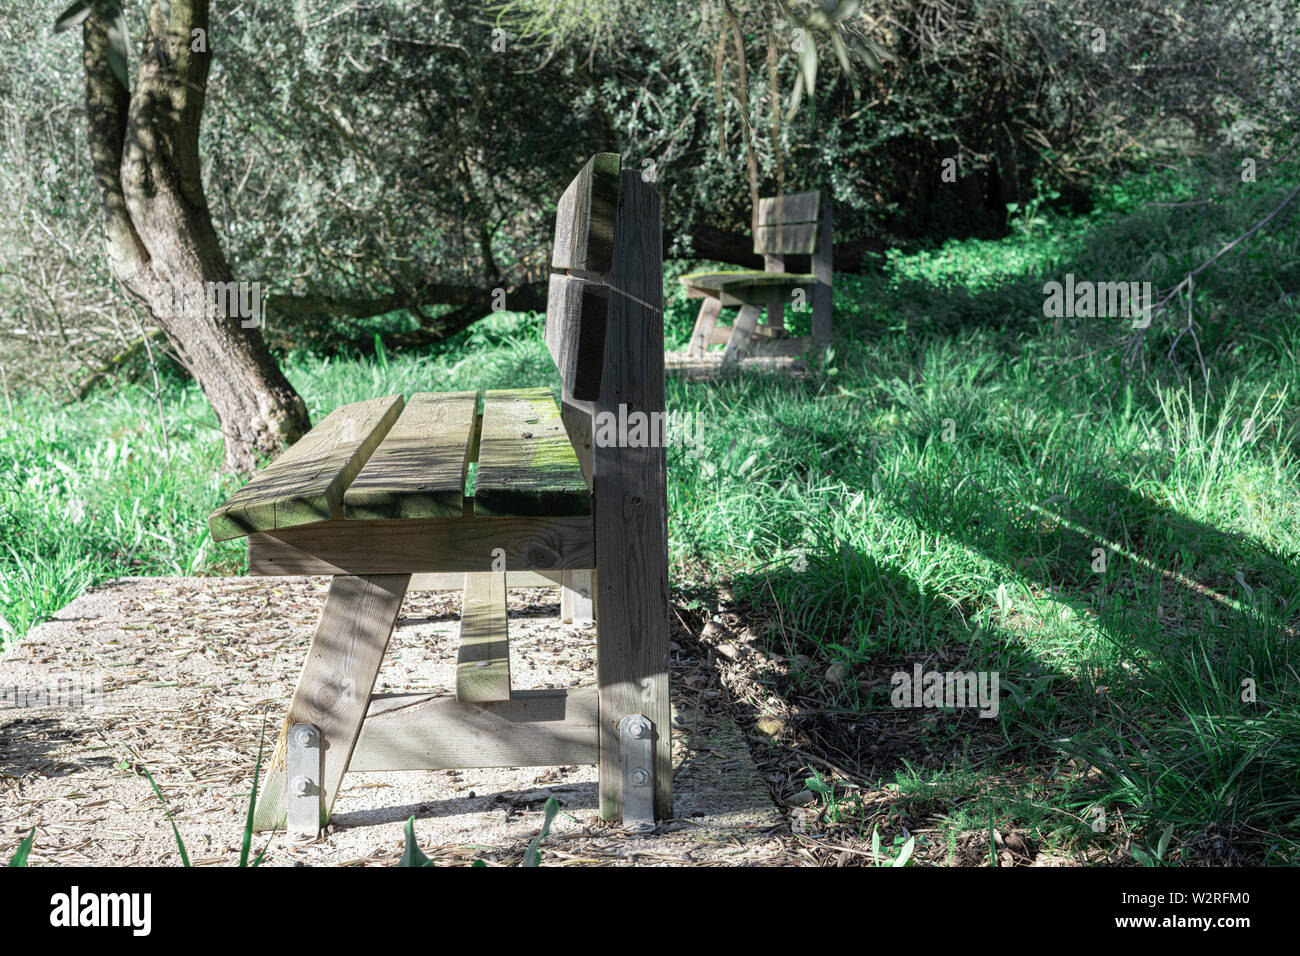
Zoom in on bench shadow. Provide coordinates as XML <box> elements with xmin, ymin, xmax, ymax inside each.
<box><xmin>675</xmin><ymin>554</ymin><xmax>1083</xmax><ymax>837</ymax></box>
<box><xmin>329</xmin><ymin>781</ymin><xmax>598</xmax><ymax>830</ymax></box>
<box><xmin>896</xmin><ymin>424</ymin><xmax>1300</xmax><ymax>663</ymax></box>
<box><xmin>0</xmin><ymin>713</ymin><xmax>113</xmax><ymax>779</ymax></box>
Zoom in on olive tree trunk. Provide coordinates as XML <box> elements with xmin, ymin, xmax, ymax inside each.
<box><xmin>81</xmin><ymin>0</ymin><xmax>308</xmax><ymax>473</ymax></box>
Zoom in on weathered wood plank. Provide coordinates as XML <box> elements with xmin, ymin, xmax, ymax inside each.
<box><xmin>756</xmin><ymin>190</ymin><xmax>820</xmax><ymax>226</ymax></box>
<box><xmin>409</xmin><ymin>570</ymin><xmax>562</xmax><ymax>590</ymax></box>
<box><xmin>208</xmin><ymin>394</ymin><xmax>405</xmax><ymax>542</ymax></box>
<box><xmin>707</xmin><ymin>322</ymin><xmax>791</xmax><ymax>347</ymax></box>
<box><xmin>767</xmin><ymin>299</ymin><xmax>786</xmax><ymax>330</ymax></box>
<box><xmin>456</xmin><ymin>573</ymin><xmax>511</xmax><ymax>702</ymax></box>
<box><xmin>680</xmin><ymin>271</ymin><xmax>814</xmax><ymax>308</ymax></box>
<box><xmin>813</xmin><ymin>196</ymin><xmax>834</xmax><ymax>347</ymax></box>
<box><xmin>252</xmin><ymin>573</ymin><xmax>410</xmax><ymax>832</ymax></box>
<box><xmin>342</xmin><ymin>391</ymin><xmax>478</xmax><ymax>520</ymax></box>
<box><xmin>546</xmin><ymin>274</ymin><xmax>609</xmax><ymax>402</ymax></box>
<box><xmin>349</xmin><ymin>688</ymin><xmax>598</xmax><ymax>771</ymax></box>
<box><xmin>764</xmin><ymin>253</ymin><xmax>787</xmax><ymax>329</ymax></box>
<box><xmin>721</xmin><ymin>304</ymin><xmax>763</xmax><ymax>367</ymax></box>
<box><xmin>753</xmin><ymin>222</ymin><xmax>819</xmax><ymax>255</ymax></box>
<box><xmin>561</xmin><ymin>569</ymin><xmax>595</xmax><ymax>625</ymax></box>
<box><xmin>248</xmin><ymin>514</ymin><xmax>595</xmax><ymax>575</ymax></box>
<box><xmin>474</xmin><ymin>387</ymin><xmax>590</xmax><ymax>517</ymax></box>
<box><xmin>560</xmin><ymin>390</ymin><xmax>594</xmax><ymax>490</ymax></box>
<box><xmin>593</xmin><ymin>171</ymin><xmax>672</xmax><ymax>820</ymax></box>
<box><xmin>678</xmin><ymin>271</ymin><xmax>814</xmax><ymax>293</ymax></box>
<box><xmin>688</xmin><ymin>295</ymin><xmax>721</xmax><ymax>358</ymax></box>
<box><xmin>552</xmin><ymin>152</ymin><xmax>621</xmax><ymax>273</ymax></box>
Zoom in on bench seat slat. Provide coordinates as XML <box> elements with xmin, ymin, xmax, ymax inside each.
<box><xmin>456</xmin><ymin>572</ymin><xmax>511</xmax><ymax>702</ymax></box>
<box><xmin>208</xmin><ymin>394</ymin><xmax>405</xmax><ymax>542</ymax></box>
<box><xmin>474</xmin><ymin>387</ymin><xmax>590</xmax><ymax>517</ymax></box>
<box><xmin>679</xmin><ymin>270</ymin><xmax>816</xmax><ymax>293</ymax></box>
<box><xmin>342</xmin><ymin>391</ymin><xmax>478</xmax><ymax>520</ymax></box>
<box><xmin>680</xmin><ymin>270</ymin><xmax>817</xmax><ymax>308</ymax></box>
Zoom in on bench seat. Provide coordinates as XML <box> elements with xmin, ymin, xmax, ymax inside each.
<box><xmin>208</xmin><ymin>386</ymin><xmax>589</xmax><ymax>543</ymax></box>
<box><xmin>679</xmin><ymin>270</ymin><xmax>816</xmax><ymax>307</ymax></box>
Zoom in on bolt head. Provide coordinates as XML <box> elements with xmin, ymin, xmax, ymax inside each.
<box><xmin>629</xmin><ymin>718</ymin><xmax>649</xmax><ymax>739</ymax></box>
<box><xmin>631</xmin><ymin>768</ymin><xmax>650</xmax><ymax>787</ymax></box>
<box><xmin>291</xmin><ymin>775</ymin><xmax>311</xmax><ymax>796</ymax></box>
<box><xmin>294</xmin><ymin>726</ymin><xmax>317</xmax><ymax>747</ymax></box>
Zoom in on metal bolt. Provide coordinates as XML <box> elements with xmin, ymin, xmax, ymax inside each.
<box><xmin>291</xmin><ymin>775</ymin><xmax>312</xmax><ymax>796</ymax></box>
<box><xmin>630</xmin><ymin>768</ymin><xmax>650</xmax><ymax>788</ymax></box>
<box><xmin>294</xmin><ymin>725</ymin><xmax>317</xmax><ymax>748</ymax></box>
<box><xmin>629</xmin><ymin>718</ymin><xmax>649</xmax><ymax>739</ymax></box>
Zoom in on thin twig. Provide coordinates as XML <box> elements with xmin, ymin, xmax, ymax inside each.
<box><xmin>1125</xmin><ymin>181</ymin><xmax>1300</xmax><ymax>372</ymax></box>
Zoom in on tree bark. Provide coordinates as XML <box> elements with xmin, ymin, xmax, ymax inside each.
<box><xmin>80</xmin><ymin>1</ymin><xmax>308</xmax><ymax>473</ymax></box>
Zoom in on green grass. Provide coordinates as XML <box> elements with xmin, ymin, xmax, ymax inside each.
<box><xmin>3</xmin><ymin>157</ymin><xmax>1299</xmax><ymax>863</ymax></box>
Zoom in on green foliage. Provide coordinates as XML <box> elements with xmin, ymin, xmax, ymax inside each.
<box><xmin>119</xmin><ymin>719</ymin><xmax>272</xmax><ymax>867</ymax></box>
<box><xmin>399</xmin><ymin>817</ymin><xmax>434</xmax><ymax>867</ymax></box>
<box><xmin>137</xmin><ymin>761</ymin><xmax>192</xmax><ymax>867</ymax></box>
<box><xmin>521</xmin><ymin>797</ymin><xmax>560</xmax><ymax>867</ymax></box>
<box><xmin>51</xmin><ymin>2</ymin><xmax>128</xmax><ymax>88</ymax></box>
<box><xmin>398</xmin><ymin>796</ymin><xmax>560</xmax><ymax>866</ymax></box>
<box><xmin>52</xmin><ymin>2</ymin><xmax>92</xmax><ymax>34</ymax></box>
<box><xmin>7</xmin><ymin>828</ymin><xmax>35</xmax><ymax>867</ymax></box>
<box><xmin>1130</xmin><ymin>824</ymin><xmax>1176</xmax><ymax>867</ymax></box>
<box><xmin>5</xmin><ymin>159</ymin><xmax>1300</xmax><ymax>863</ymax></box>
<box><xmin>870</xmin><ymin>826</ymin><xmax>915</xmax><ymax>868</ymax></box>
<box><xmin>11</xmin><ymin>0</ymin><xmax>1297</xmax><ymax>392</ymax></box>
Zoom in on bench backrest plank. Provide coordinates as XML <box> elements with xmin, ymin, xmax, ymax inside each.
<box><xmin>342</xmin><ymin>391</ymin><xmax>478</xmax><ymax>520</ymax></box>
<box><xmin>546</xmin><ymin>153</ymin><xmax>622</xmax><ymax>402</ymax></box>
<box><xmin>754</xmin><ymin>221</ymin><xmax>819</xmax><ymax>255</ymax></box>
<box><xmin>551</xmin><ymin>152</ymin><xmax>621</xmax><ymax>273</ymax></box>
<box><xmin>757</xmin><ymin>191</ymin><xmax>821</xmax><ymax>225</ymax></box>
<box><xmin>545</xmin><ymin>274</ymin><xmax>609</xmax><ymax>402</ymax></box>
<box><xmin>473</xmin><ymin>387</ymin><xmax>591</xmax><ymax>517</ymax></box>
<box><xmin>753</xmin><ymin>189</ymin><xmax>823</xmax><ymax>256</ymax></box>
<box><xmin>208</xmin><ymin>394</ymin><xmax>405</xmax><ymax>542</ymax></box>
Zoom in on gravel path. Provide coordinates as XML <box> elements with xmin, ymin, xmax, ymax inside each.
<box><xmin>0</xmin><ymin>576</ymin><xmax>785</xmax><ymax>866</ymax></box>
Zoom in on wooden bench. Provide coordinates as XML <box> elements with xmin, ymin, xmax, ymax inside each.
<box><xmin>680</xmin><ymin>190</ymin><xmax>832</xmax><ymax>365</ymax></box>
<box><xmin>208</xmin><ymin>153</ymin><xmax>671</xmax><ymax>839</ymax></box>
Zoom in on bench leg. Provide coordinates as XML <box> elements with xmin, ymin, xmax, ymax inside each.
<box><xmin>561</xmin><ymin>570</ymin><xmax>595</xmax><ymax>625</ymax></box>
<box><xmin>767</xmin><ymin>299</ymin><xmax>785</xmax><ymax>331</ymax></box>
<box><xmin>813</xmin><ymin>199</ymin><xmax>833</xmax><ymax>348</ymax></box>
<box><xmin>252</xmin><ymin>573</ymin><xmax>410</xmax><ymax>834</ymax></box>
<box><xmin>594</xmin><ymin>172</ymin><xmax>672</xmax><ymax>823</ymax></box>
<box><xmin>812</xmin><ymin>282</ymin><xmax>832</xmax><ymax>348</ymax></box>
<box><xmin>721</xmin><ymin>304</ymin><xmax>762</xmax><ymax>366</ymax></box>
<box><xmin>759</xmin><ymin>303</ymin><xmax>780</xmax><ymax>332</ymax></box>
<box><xmin>688</xmin><ymin>297</ymin><xmax>721</xmax><ymax>358</ymax></box>
<box><xmin>595</xmin><ymin>558</ymin><xmax>671</xmax><ymax>823</ymax></box>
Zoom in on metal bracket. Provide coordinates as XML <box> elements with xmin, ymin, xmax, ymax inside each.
<box><xmin>286</xmin><ymin>722</ymin><xmax>322</xmax><ymax>843</ymax></box>
<box><xmin>619</xmin><ymin>714</ymin><xmax>655</xmax><ymax>833</ymax></box>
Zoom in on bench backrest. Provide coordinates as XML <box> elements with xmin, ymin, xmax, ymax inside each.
<box><xmin>546</xmin><ymin>153</ymin><xmax>671</xmax><ymax>818</ymax></box>
<box><xmin>543</xmin><ymin>149</ymin><xmax>665</xmax><ymax>479</ymax></box>
<box><xmin>545</xmin><ymin>153</ymin><xmax>662</xmax><ymax>406</ymax></box>
<box><xmin>754</xmin><ymin>190</ymin><xmax>826</xmax><ymax>256</ymax></box>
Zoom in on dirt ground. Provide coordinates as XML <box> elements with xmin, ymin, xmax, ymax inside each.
<box><xmin>0</xmin><ymin>576</ymin><xmax>789</xmax><ymax>867</ymax></box>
